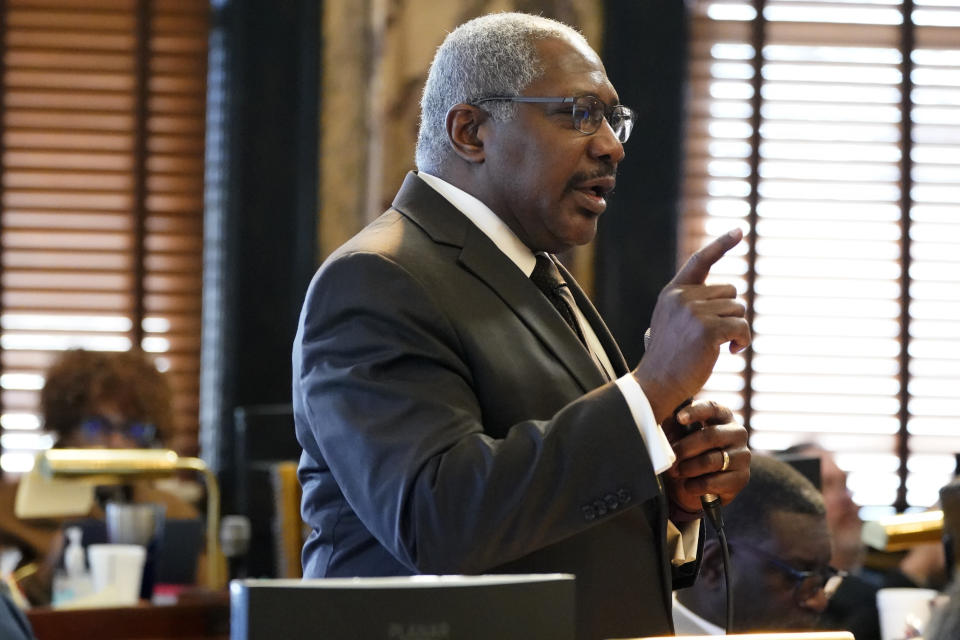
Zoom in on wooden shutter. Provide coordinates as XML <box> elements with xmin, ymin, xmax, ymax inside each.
<box><xmin>0</xmin><ymin>0</ymin><xmax>208</xmax><ymax>471</ymax></box>
<box><xmin>906</xmin><ymin>0</ymin><xmax>960</xmax><ymax>508</ymax></box>
<box><xmin>683</xmin><ymin>0</ymin><xmax>960</xmax><ymax>515</ymax></box>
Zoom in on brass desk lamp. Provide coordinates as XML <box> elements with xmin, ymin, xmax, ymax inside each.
<box><xmin>18</xmin><ymin>448</ymin><xmax>224</xmax><ymax>589</ymax></box>
<box><xmin>861</xmin><ymin>510</ymin><xmax>944</xmax><ymax>551</ymax></box>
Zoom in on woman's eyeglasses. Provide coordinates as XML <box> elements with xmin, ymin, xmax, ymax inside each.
<box><xmin>78</xmin><ymin>415</ymin><xmax>158</xmax><ymax>448</ymax></box>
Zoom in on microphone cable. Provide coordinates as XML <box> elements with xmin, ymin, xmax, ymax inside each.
<box><xmin>711</xmin><ymin>501</ymin><xmax>733</xmax><ymax>634</ymax></box>
<box><xmin>643</xmin><ymin>328</ymin><xmax>734</xmax><ymax>632</ymax></box>
<box><xmin>676</xmin><ymin>400</ymin><xmax>734</xmax><ymax>634</ymax></box>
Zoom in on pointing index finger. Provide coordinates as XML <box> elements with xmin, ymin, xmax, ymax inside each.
<box><xmin>671</xmin><ymin>228</ymin><xmax>743</xmax><ymax>286</ymax></box>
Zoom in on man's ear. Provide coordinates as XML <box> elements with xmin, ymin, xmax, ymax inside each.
<box><xmin>445</xmin><ymin>103</ymin><xmax>487</xmax><ymax>164</ymax></box>
<box><xmin>699</xmin><ymin>539</ymin><xmax>726</xmax><ymax>586</ymax></box>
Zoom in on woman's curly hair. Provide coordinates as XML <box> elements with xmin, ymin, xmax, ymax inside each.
<box><xmin>40</xmin><ymin>349</ymin><xmax>174</xmax><ymax>447</ymax></box>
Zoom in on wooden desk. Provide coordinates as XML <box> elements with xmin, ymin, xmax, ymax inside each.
<box><xmin>26</xmin><ymin>596</ymin><xmax>229</xmax><ymax>640</ymax></box>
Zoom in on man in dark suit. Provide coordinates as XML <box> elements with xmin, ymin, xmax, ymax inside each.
<box><xmin>294</xmin><ymin>12</ymin><xmax>752</xmax><ymax>640</ymax></box>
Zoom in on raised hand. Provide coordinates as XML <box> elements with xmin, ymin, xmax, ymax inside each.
<box><xmin>632</xmin><ymin>228</ymin><xmax>751</xmax><ymax>422</ymax></box>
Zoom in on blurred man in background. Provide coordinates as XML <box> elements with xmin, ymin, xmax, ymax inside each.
<box><xmin>674</xmin><ymin>454</ymin><xmax>838</xmax><ymax>634</ymax></box>
<box><xmin>781</xmin><ymin>442</ymin><xmax>948</xmax><ymax>640</ymax></box>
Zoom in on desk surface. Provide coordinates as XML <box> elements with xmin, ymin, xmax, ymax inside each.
<box><xmin>26</xmin><ymin>596</ymin><xmax>229</xmax><ymax>640</ymax></box>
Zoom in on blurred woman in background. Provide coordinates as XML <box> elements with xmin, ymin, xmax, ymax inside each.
<box><xmin>0</xmin><ymin>349</ymin><xmax>198</xmax><ymax>605</ymax></box>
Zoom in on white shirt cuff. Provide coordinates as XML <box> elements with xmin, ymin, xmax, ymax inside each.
<box><xmin>614</xmin><ymin>373</ymin><xmax>676</xmax><ymax>474</ymax></box>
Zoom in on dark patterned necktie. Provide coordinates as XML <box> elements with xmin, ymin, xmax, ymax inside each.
<box><xmin>530</xmin><ymin>254</ymin><xmax>586</xmax><ymax>346</ymax></box>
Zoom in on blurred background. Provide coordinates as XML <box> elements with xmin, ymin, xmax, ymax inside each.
<box><xmin>0</xmin><ymin>0</ymin><xmax>956</xmax><ymax>526</ymax></box>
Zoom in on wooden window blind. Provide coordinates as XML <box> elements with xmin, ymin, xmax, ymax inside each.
<box><xmin>0</xmin><ymin>0</ymin><xmax>208</xmax><ymax>471</ymax></box>
<box><xmin>684</xmin><ymin>0</ymin><xmax>960</xmax><ymax>516</ymax></box>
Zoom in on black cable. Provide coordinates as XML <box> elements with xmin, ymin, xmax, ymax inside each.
<box><xmin>645</xmin><ymin>318</ymin><xmax>737</xmax><ymax>633</ymax></box>
<box><xmin>709</xmin><ymin>511</ymin><xmax>734</xmax><ymax>634</ymax></box>
<box><xmin>674</xmin><ymin>396</ymin><xmax>734</xmax><ymax>634</ymax></box>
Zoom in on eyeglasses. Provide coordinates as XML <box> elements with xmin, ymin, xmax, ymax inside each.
<box><xmin>78</xmin><ymin>415</ymin><xmax>158</xmax><ymax>448</ymax></box>
<box><xmin>729</xmin><ymin>542</ymin><xmax>845</xmax><ymax>607</ymax></box>
<box><xmin>474</xmin><ymin>95</ymin><xmax>635</xmax><ymax>143</ymax></box>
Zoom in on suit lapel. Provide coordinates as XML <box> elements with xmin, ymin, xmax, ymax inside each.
<box><xmin>458</xmin><ymin>226</ymin><xmax>606</xmax><ymax>393</ymax></box>
<box><xmin>391</xmin><ymin>172</ymin><xmax>471</xmax><ymax>248</ymax></box>
<box><xmin>392</xmin><ymin>172</ymin><xmax>607</xmax><ymax>394</ymax></box>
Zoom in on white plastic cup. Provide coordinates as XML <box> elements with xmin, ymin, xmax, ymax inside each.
<box><xmin>87</xmin><ymin>543</ymin><xmax>147</xmax><ymax>606</ymax></box>
<box><xmin>876</xmin><ymin>587</ymin><xmax>938</xmax><ymax>640</ymax></box>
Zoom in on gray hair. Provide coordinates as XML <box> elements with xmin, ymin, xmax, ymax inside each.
<box><xmin>415</xmin><ymin>12</ymin><xmax>589</xmax><ymax>172</ymax></box>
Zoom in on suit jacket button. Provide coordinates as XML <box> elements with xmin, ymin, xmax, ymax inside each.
<box><xmin>617</xmin><ymin>489</ymin><xmax>632</xmax><ymax>504</ymax></box>
<box><xmin>604</xmin><ymin>494</ymin><xmax>619</xmax><ymax>510</ymax></box>
<box><xmin>581</xmin><ymin>505</ymin><xmax>596</xmax><ymax>521</ymax></box>
<box><xmin>593</xmin><ymin>500</ymin><xmax>607</xmax><ymax>517</ymax></box>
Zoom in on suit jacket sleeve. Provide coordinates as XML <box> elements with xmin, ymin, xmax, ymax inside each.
<box><xmin>295</xmin><ymin>248</ymin><xmax>666</xmax><ymax>574</ymax></box>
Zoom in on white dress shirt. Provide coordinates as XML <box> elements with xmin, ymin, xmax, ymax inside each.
<box><xmin>672</xmin><ymin>593</ymin><xmax>725</xmax><ymax>635</ymax></box>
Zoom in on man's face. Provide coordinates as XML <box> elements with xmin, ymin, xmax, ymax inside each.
<box><xmin>733</xmin><ymin>511</ymin><xmax>833</xmax><ymax>631</ymax></box>
<box><xmin>818</xmin><ymin>452</ymin><xmax>863</xmax><ymax>566</ymax></box>
<box><xmin>476</xmin><ymin>36</ymin><xmax>626</xmax><ymax>254</ymax></box>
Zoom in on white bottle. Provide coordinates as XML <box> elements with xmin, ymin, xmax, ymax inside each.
<box><xmin>52</xmin><ymin>526</ymin><xmax>92</xmax><ymax>606</ymax></box>
<box><xmin>63</xmin><ymin>526</ymin><xmax>85</xmax><ymax>577</ymax></box>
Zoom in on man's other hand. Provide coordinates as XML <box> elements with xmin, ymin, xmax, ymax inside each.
<box><xmin>663</xmin><ymin>400</ymin><xmax>750</xmax><ymax>514</ymax></box>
